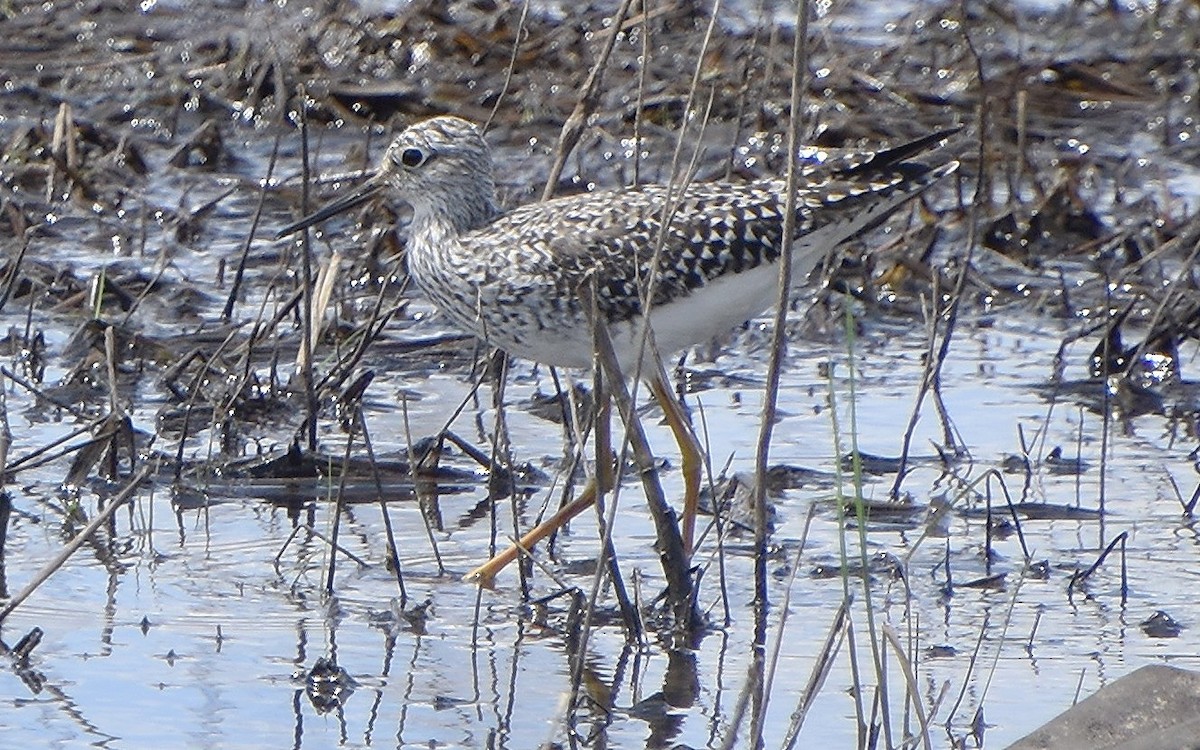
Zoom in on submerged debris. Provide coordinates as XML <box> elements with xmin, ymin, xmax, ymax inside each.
<box><xmin>1141</xmin><ymin>610</ymin><xmax>1184</xmax><ymax>639</ymax></box>
<box><xmin>298</xmin><ymin>656</ymin><xmax>356</xmax><ymax>713</ymax></box>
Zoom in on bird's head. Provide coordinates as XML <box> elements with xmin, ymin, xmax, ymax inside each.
<box><xmin>276</xmin><ymin>116</ymin><xmax>498</xmax><ymax>239</ymax></box>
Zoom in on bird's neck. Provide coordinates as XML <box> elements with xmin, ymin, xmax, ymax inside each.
<box><xmin>412</xmin><ymin>185</ymin><xmax>499</xmax><ymax>238</ymax></box>
<box><xmin>409</xmin><ymin>196</ymin><xmax>499</xmax><ymax>268</ymax></box>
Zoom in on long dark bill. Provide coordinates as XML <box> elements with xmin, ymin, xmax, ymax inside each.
<box><xmin>275</xmin><ymin>178</ymin><xmax>386</xmax><ymax>239</ymax></box>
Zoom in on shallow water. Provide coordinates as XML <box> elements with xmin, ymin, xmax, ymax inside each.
<box><xmin>5</xmin><ymin>304</ymin><xmax>1200</xmax><ymax>748</ymax></box>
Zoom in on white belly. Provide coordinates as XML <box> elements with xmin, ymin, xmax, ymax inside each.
<box><xmin>511</xmin><ymin>246</ymin><xmax>823</xmax><ymax>372</ymax></box>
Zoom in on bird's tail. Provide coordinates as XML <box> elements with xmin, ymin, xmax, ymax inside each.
<box><xmin>785</xmin><ymin>127</ymin><xmax>961</xmax><ymax>278</ymax></box>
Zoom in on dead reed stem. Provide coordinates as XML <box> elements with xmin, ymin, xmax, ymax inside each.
<box><xmin>294</xmin><ymin>87</ymin><xmax>318</xmax><ymax>452</ymax></box>
<box><xmin>221</xmin><ymin>132</ymin><xmax>282</xmax><ymax>322</ymax></box>
<box><xmin>748</xmin><ymin>2</ymin><xmax>816</xmax><ymax>739</ymax></box>
<box><xmin>541</xmin><ymin>0</ymin><xmax>637</xmax><ymax>201</ymax></box>
<box><xmin>750</xmin><ymin>0</ymin><xmax>809</xmax><ymax>654</ymax></box>
<box><xmin>483</xmin><ymin>0</ymin><xmax>530</xmax><ymax>133</ymax></box>
<box><xmin>782</xmin><ymin>598</ymin><xmax>850</xmax><ymax>748</ymax></box>
<box><xmin>764</xmin><ymin>505</ymin><xmax>819</xmax><ymax>739</ymax></box>
<box><xmin>584</xmin><ymin>284</ymin><xmax>698</xmax><ymax>635</ymax></box>
<box><xmin>399</xmin><ymin>394</ymin><xmax>442</xmax><ymax>580</ymax></box>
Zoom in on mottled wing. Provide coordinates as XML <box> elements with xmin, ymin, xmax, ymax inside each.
<box><xmin>469</xmin><ymin>184</ymin><xmax>778</xmax><ymax>323</ymax></box>
<box><xmin>473</xmin><ymin>129</ymin><xmax>957</xmax><ymax>323</ymax></box>
<box><xmin>583</xmin><ymin>183</ymin><xmax>791</xmax><ymax>321</ymax></box>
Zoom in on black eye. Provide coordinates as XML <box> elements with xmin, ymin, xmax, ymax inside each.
<box><xmin>399</xmin><ymin>147</ymin><xmax>426</xmax><ymax>168</ymax></box>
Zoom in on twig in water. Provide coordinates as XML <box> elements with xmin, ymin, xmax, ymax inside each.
<box><xmin>0</xmin><ymin>465</ymin><xmax>154</xmax><ymax>623</ymax></box>
<box><xmin>322</xmin><ymin>379</ymin><xmax>370</xmax><ymax>596</ymax></box>
<box><xmin>985</xmin><ymin>470</ymin><xmax>1031</xmax><ymax>564</ymax></box>
<box><xmin>782</xmin><ymin>597</ymin><xmax>850</xmax><ymax>748</ymax></box>
<box><xmin>583</xmin><ymin>283</ymin><xmax>697</xmax><ymax>635</ymax></box>
<box><xmin>2</xmin><ymin>415</ymin><xmax>109</xmax><ymax>478</ymax></box>
<box><xmin>292</xmin><ymin>86</ymin><xmax>318</xmax><ymax>452</ymax></box>
<box><xmin>486</xmin><ymin>356</ymin><xmax>527</xmax><ymax>589</ymax></box>
<box><xmin>0</xmin><ymin>228</ymin><xmax>33</xmax><ymax>316</ymax></box>
<box><xmin>1067</xmin><ymin>531</ymin><xmax>1128</xmax><ymax>606</ymax></box>
<box><xmin>718</xmin><ymin>647</ymin><xmax>765</xmax><ymax>750</ymax></box>
<box><xmin>1026</xmin><ymin>606</ymin><xmax>1043</xmax><ymax>654</ymax></box>
<box><xmin>947</xmin><ymin>611</ymin><xmax>988</xmax><ymax>726</ymax></box>
<box><xmin>1174</xmin><ymin>474</ymin><xmax>1200</xmax><ymax>516</ymax></box>
<box><xmin>309</xmin><ymin>527</ymin><xmax>369</xmax><ymax>570</ymax></box>
<box><xmin>540</xmin><ymin>0</ymin><xmax>637</xmax><ymax>201</ymax></box>
<box><xmin>0</xmin><ymin>366</ymin><xmax>92</xmax><ymax>421</ymax></box>
<box><xmin>888</xmin><ymin>243</ymin><xmax>970</xmax><ymax>501</ymax></box>
<box><xmin>881</xmin><ymin>623</ymin><xmax>933</xmax><ymax>750</ymax></box>
<box><xmin>1072</xmin><ymin>668</ymin><xmax>1087</xmax><ymax>705</ymax></box>
<box><xmin>399</xmin><ymin>393</ymin><xmax>442</xmax><ymax>580</ymax></box>
<box><xmin>222</xmin><ymin>132</ymin><xmax>282</xmax><ymax>322</ymax></box>
<box><xmin>586</xmin><ymin>365</ymin><xmax>642</xmax><ymax>645</ymax></box>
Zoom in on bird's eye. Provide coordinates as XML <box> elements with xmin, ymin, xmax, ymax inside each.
<box><xmin>399</xmin><ymin>147</ymin><xmax>426</xmax><ymax>168</ymax></box>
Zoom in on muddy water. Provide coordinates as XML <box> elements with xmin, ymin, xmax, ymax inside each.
<box><xmin>3</xmin><ymin>0</ymin><xmax>1200</xmax><ymax>748</ymax></box>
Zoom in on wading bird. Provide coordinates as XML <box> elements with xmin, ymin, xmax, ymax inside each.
<box><xmin>278</xmin><ymin>116</ymin><xmax>958</xmax><ymax>584</ymax></box>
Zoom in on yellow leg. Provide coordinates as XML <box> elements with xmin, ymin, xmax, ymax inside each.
<box><xmin>462</xmin><ymin>479</ymin><xmax>599</xmax><ymax>585</ymax></box>
<box><xmin>462</xmin><ymin>373</ymin><xmax>702</xmax><ymax>585</ymax></box>
<box><xmin>649</xmin><ymin>373</ymin><xmax>703</xmax><ymax>556</ymax></box>
<box><xmin>464</xmin><ymin>380</ymin><xmax>616</xmax><ymax>586</ymax></box>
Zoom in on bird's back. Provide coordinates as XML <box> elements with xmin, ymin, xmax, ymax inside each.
<box><xmin>467</xmin><ymin>148</ymin><xmax>952</xmax><ymax>311</ymax></box>
<box><xmin>406</xmin><ymin>129</ymin><xmax>958</xmax><ymax>369</ymax></box>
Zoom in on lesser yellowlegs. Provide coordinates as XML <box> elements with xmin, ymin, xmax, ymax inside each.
<box><xmin>279</xmin><ymin>116</ymin><xmax>959</xmax><ymax>584</ymax></box>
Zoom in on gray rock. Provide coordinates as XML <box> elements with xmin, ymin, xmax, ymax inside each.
<box><xmin>1007</xmin><ymin>664</ymin><xmax>1200</xmax><ymax>750</ymax></box>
